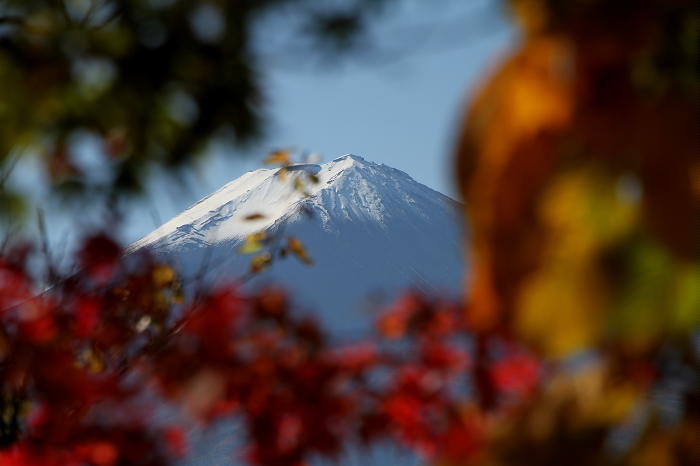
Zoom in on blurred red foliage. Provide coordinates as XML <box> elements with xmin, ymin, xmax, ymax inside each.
<box><xmin>1</xmin><ymin>1</ymin><xmax>697</xmax><ymax>464</ymax></box>
<box><xmin>0</xmin><ymin>233</ymin><xmax>542</xmax><ymax>465</ymax></box>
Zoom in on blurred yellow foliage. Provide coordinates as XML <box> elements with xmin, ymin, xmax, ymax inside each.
<box><xmin>459</xmin><ymin>0</ymin><xmax>698</xmax><ymax>358</ymax></box>
<box><xmin>456</xmin><ymin>0</ymin><xmax>699</xmax><ymax>463</ymax></box>
<box><xmin>152</xmin><ymin>265</ymin><xmax>176</xmax><ymax>287</ymax></box>
<box><xmin>516</xmin><ymin>168</ymin><xmax>639</xmax><ymax>357</ymax></box>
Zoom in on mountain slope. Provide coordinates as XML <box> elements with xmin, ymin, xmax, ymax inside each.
<box><xmin>134</xmin><ymin>154</ymin><xmax>465</xmax><ymax>337</ymax></box>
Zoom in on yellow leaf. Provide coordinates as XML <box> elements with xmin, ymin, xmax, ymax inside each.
<box><xmin>287</xmin><ymin>237</ymin><xmax>313</xmax><ymax>265</ymax></box>
<box><xmin>153</xmin><ymin>265</ymin><xmax>175</xmax><ymax>287</ymax></box>
<box><xmin>250</xmin><ymin>252</ymin><xmax>272</xmax><ymax>273</ymax></box>
<box><xmin>239</xmin><ymin>232</ymin><xmax>266</xmax><ymax>254</ymax></box>
<box><xmin>243</xmin><ymin>213</ymin><xmax>265</xmax><ymax>221</ymax></box>
<box><xmin>172</xmin><ymin>286</ymin><xmax>184</xmax><ymax>305</ymax></box>
<box><xmin>78</xmin><ymin>348</ymin><xmax>105</xmax><ymax>374</ymax></box>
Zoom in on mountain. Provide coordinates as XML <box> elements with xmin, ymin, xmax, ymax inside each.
<box><xmin>134</xmin><ymin>154</ymin><xmax>465</xmax><ymax>465</ymax></box>
<box><xmin>133</xmin><ymin>154</ymin><xmax>465</xmax><ymax>338</ymax></box>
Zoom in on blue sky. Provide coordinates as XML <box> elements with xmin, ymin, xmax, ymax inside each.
<box><xmin>120</xmin><ymin>0</ymin><xmax>515</xmax><ymax>243</ymax></box>
<box><xmin>12</xmin><ymin>1</ymin><xmax>515</xmax><ymax>252</ymax></box>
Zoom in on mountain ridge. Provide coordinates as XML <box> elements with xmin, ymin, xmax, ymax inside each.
<box><xmin>131</xmin><ymin>154</ymin><xmax>459</xmax><ymax>252</ymax></box>
<box><xmin>133</xmin><ymin>154</ymin><xmax>465</xmax><ymax>337</ymax></box>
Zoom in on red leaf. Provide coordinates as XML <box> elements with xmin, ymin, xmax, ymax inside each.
<box><xmin>491</xmin><ymin>349</ymin><xmax>541</xmax><ymax>397</ymax></box>
<box><xmin>78</xmin><ymin>234</ymin><xmax>122</xmax><ymax>284</ymax></box>
<box><xmin>74</xmin><ymin>297</ymin><xmax>100</xmax><ymax>338</ymax></box>
<box><xmin>165</xmin><ymin>427</ymin><xmax>188</xmax><ymax>458</ymax></box>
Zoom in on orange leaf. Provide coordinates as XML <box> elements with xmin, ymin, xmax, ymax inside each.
<box><xmin>287</xmin><ymin>237</ymin><xmax>313</xmax><ymax>265</ymax></box>
<box><xmin>264</xmin><ymin>150</ymin><xmax>290</xmax><ymax>166</ymax></box>
<box><xmin>243</xmin><ymin>213</ymin><xmax>266</xmax><ymax>221</ymax></box>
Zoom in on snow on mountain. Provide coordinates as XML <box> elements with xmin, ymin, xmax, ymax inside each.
<box><xmin>133</xmin><ymin>154</ymin><xmax>465</xmax><ymax>338</ymax></box>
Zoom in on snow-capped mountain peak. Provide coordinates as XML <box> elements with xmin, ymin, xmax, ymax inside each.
<box><xmin>132</xmin><ymin>154</ymin><xmax>456</xmax><ymax>252</ymax></box>
<box><xmin>133</xmin><ymin>154</ymin><xmax>464</xmax><ymax>338</ymax></box>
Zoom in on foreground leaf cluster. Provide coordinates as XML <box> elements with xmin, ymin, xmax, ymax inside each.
<box><xmin>0</xmin><ymin>237</ymin><xmax>531</xmax><ymax>465</ymax></box>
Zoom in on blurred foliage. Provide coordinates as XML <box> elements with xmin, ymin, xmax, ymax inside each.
<box><xmin>0</xmin><ymin>0</ymin><xmax>391</xmax><ymax>219</ymax></box>
<box><xmin>0</xmin><ymin>235</ymin><xmax>496</xmax><ymax>465</ymax></box>
<box><xmin>0</xmin><ymin>0</ymin><xmax>698</xmax><ymax>465</ymax></box>
<box><xmin>456</xmin><ymin>0</ymin><xmax>699</xmax><ymax>463</ymax></box>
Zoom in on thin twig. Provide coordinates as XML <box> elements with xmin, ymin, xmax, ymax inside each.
<box><xmin>36</xmin><ymin>208</ymin><xmax>58</xmax><ymax>286</ymax></box>
<box><xmin>0</xmin><ymin>153</ymin><xmax>21</xmax><ymax>190</ymax></box>
<box><xmin>81</xmin><ymin>0</ymin><xmax>98</xmax><ymax>26</ymax></box>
